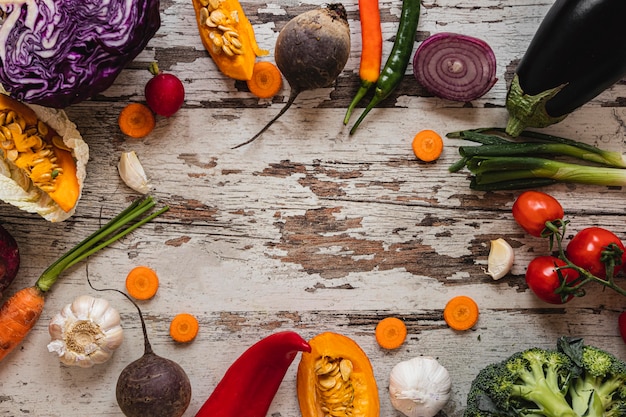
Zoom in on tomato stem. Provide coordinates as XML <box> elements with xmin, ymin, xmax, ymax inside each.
<box><xmin>547</xmin><ymin>220</ymin><xmax>626</xmax><ymax>298</ymax></box>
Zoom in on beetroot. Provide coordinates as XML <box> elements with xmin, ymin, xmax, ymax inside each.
<box><xmin>233</xmin><ymin>4</ymin><xmax>351</xmax><ymax>148</ymax></box>
<box><xmin>0</xmin><ymin>224</ymin><xmax>19</xmax><ymax>297</ymax></box>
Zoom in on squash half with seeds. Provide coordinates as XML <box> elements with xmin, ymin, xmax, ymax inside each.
<box><xmin>0</xmin><ymin>93</ymin><xmax>88</xmax><ymax>222</ymax></box>
<box><xmin>297</xmin><ymin>332</ymin><xmax>380</xmax><ymax>417</ymax></box>
<box><xmin>192</xmin><ymin>0</ymin><xmax>268</xmax><ymax>80</ymax></box>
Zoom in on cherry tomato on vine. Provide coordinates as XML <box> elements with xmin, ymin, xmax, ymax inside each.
<box><xmin>525</xmin><ymin>256</ymin><xmax>579</xmax><ymax>304</ymax></box>
<box><xmin>512</xmin><ymin>191</ymin><xmax>564</xmax><ymax>237</ymax></box>
<box><xmin>619</xmin><ymin>312</ymin><xmax>626</xmax><ymax>344</ymax></box>
<box><xmin>566</xmin><ymin>227</ymin><xmax>626</xmax><ymax>279</ymax></box>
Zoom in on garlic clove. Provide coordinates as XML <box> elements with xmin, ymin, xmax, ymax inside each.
<box><xmin>118</xmin><ymin>150</ymin><xmax>151</xmax><ymax>194</ymax></box>
<box><xmin>485</xmin><ymin>237</ymin><xmax>514</xmax><ymax>280</ymax></box>
<box><xmin>47</xmin><ymin>295</ymin><xmax>124</xmax><ymax>367</ymax></box>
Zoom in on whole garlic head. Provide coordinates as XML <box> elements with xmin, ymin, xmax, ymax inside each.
<box><xmin>47</xmin><ymin>295</ymin><xmax>124</xmax><ymax>368</ymax></box>
<box><xmin>389</xmin><ymin>356</ymin><xmax>451</xmax><ymax>417</ymax></box>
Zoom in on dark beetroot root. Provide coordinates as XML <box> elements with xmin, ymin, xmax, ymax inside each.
<box><xmin>233</xmin><ymin>3</ymin><xmax>350</xmax><ymax>149</ymax></box>
<box><xmin>0</xmin><ymin>224</ymin><xmax>19</xmax><ymax>297</ymax></box>
<box><xmin>116</xmin><ymin>352</ymin><xmax>192</xmax><ymax>417</ymax></box>
<box><xmin>88</xmin><ymin>277</ymin><xmax>191</xmax><ymax>417</ymax></box>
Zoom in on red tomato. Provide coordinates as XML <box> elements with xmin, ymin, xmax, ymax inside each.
<box><xmin>525</xmin><ymin>256</ymin><xmax>578</xmax><ymax>304</ymax></box>
<box><xmin>619</xmin><ymin>312</ymin><xmax>626</xmax><ymax>344</ymax></box>
<box><xmin>566</xmin><ymin>227</ymin><xmax>626</xmax><ymax>279</ymax></box>
<box><xmin>512</xmin><ymin>191</ymin><xmax>564</xmax><ymax>237</ymax></box>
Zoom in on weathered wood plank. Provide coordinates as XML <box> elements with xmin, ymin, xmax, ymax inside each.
<box><xmin>0</xmin><ymin>0</ymin><xmax>625</xmax><ymax>416</ymax></box>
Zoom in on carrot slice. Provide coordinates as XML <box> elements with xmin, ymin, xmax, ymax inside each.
<box><xmin>247</xmin><ymin>61</ymin><xmax>283</xmax><ymax>99</ymax></box>
<box><xmin>375</xmin><ymin>317</ymin><xmax>407</xmax><ymax>349</ymax></box>
<box><xmin>443</xmin><ymin>295</ymin><xmax>479</xmax><ymax>331</ymax></box>
<box><xmin>412</xmin><ymin>129</ymin><xmax>444</xmax><ymax>162</ymax></box>
<box><xmin>125</xmin><ymin>266</ymin><xmax>159</xmax><ymax>300</ymax></box>
<box><xmin>170</xmin><ymin>313</ymin><xmax>199</xmax><ymax>343</ymax></box>
<box><xmin>118</xmin><ymin>103</ymin><xmax>156</xmax><ymax>138</ymax></box>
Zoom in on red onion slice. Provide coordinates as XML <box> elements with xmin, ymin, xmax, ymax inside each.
<box><xmin>413</xmin><ymin>32</ymin><xmax>497</xmax><ymax>102</ymax></box>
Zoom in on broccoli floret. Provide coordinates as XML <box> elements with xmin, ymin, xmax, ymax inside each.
<box><xmin>464</xmin><ymin>348</ymin><xmax>578</xmax><ymax>417</ymax></box>
<box><xmin>465</xmin><ymin>338</ymin><xmax>626</xmax><ymax>417</ymax></box>
<box><xmin>566</xmin><ymin>343</ymin><xmax>626</xmax><ymax>417</ymax></box>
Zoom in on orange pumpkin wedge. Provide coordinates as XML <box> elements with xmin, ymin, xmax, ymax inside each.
<box><xmin>297</xmin><ymin>332</ymin><xmax>380</xmax><ymax>417</ymax></box>
<box><xmin>191</xmin><ymin>0</ymin><xmax>269</xmax><ymax>80</ymax></box>
<box><xmin>0</xmin><ymin>95</ymin><xmax>80</xmax><ymax>212</ymax></box>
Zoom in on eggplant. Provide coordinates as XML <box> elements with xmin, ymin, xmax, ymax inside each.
<box><xmin>505</xmin><ymin>0</ymin><xmax>626</xmax><ymax>137</ymax></box>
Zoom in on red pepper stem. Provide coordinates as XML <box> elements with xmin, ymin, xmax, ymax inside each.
<box><xmin>195</xmin><ymin>331</ymin><xmax>311</xmax><ymax>417</ymax></box>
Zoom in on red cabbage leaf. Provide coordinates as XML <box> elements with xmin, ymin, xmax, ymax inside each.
<box><xmin>0</xmin><ymin>0</ymin><xmax>161</xmax><ymax>108</ymax></box>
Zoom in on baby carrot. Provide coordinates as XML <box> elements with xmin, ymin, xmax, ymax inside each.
<box><xmin>443</xmin><ymin>295</ymin><xmax>479</xmax><ymax>331</ymax></box>
<box><xmin>412</xmin><ymin>129</ymin><xmax>444</xmax><ymax>162</ymax></box>
<box><xmin>125</xmin><ymin>266</ymin><xmax>159</xmax><ymax>300</ymax></box>
<box><xmin>375</xmin><ymin>317</ymin><xmax>407</xmax><ymax>349</ymax></box>
<box><xmin>343</xmin><ymin>0</ymin><xmax>383</xmax><ymax>124</ymax></box>
<box><xmin>247</xmin><ymin>61</ymin><xmax>283</xmax><ymax>99</ymax></box>
<box><xmin>170</xmin><ymin>313</ymin><xmax>199</xmax><ymax>343</ymax></box>
<box><xmin>118</xmin><ymin>103</ymin><xmax>156</xmax><ymax>138</ymax></box>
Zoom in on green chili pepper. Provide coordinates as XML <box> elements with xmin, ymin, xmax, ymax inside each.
<box><xmin>349</xmin><ymin>0</ymin><xmax>421</xmax><ymax>135</ymax></box>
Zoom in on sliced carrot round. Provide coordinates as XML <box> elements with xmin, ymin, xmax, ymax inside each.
<box><xmin>375</xmin><ymin>317</ymin><xmax>407</xmax><ymax>349</ymax></box>
<box><xmin>412</xmin><ymin>129</ymin><xmax>444</xmax><ymax>162</ymax></box>
<box><xmin>170</xmin><ymin>313</ymin><xmax>199</xmax><ymax>343</ymax></box>
<box><xmin>443</xmin><ymin>295</ymin><xmax>479</xmax><ymax>331</ymax></box>
<box><xmin>125</xmin><ymin>266</ymin><xmax>159</xmax><ymax>300</ymax></box>
<box><xmin>118</xmin><ymin>103</ymin><xmax>156</xmax><ymax>138</ymax></box>
<box><xmin>247</xmin><ymin>61</ymin><xmax>283</xmax><ymax>99</ymax></box>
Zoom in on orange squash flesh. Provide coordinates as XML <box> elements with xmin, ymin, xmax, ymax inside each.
<box><xmin>191</xmin><ymin>0</ymin><xmax>269</xmax><ymax>80</ymax></box>
<box><xmin>297</xmin><ymin>332</ymin><xmax>380</xmax><ymax>417</ymax></box>
<box><xmin>0</xmin><ymin>95</ymin><xmax>80</xmax><ymax>212</ymax></box>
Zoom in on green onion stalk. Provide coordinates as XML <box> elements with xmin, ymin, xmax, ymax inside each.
<box><xmin>448</xmin><ymin>128</ymin><xmax>626</xmax><ymax>190</ymax></box>
<box><xmin>36</xmin><ymin>196</ymin><xmax>169</xmax><ymax>292</ymax></box>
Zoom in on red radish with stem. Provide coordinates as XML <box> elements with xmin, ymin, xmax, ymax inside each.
<box><xmin>413</xmin><ymin>32</ymin><xmax>497</xmax><ymax>102</ymax></box>
<box><xmin>145</xmin><ymin>62</ymin><xmax>185</xmax><ymax>117</ymax></box>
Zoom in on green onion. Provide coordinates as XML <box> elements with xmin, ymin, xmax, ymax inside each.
<box><xmin>470</xmin><ymin>156</ymin><xmax>626</xmax><ymax>188</ymax></box>
<box><xmin>36</xmin><ymin>196</ymin><xmax>169</xmax><ymax>292</ymax></box>
<box><xmin>448</xmin><ymin>128</ymin><xmax>626</xmax><ymax>190</ymax></box>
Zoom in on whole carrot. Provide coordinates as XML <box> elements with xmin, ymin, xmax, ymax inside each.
<box><xmin>0</xmin><ymin>196</ymin><xmax>168</xmax><ymax>363</ymax></box>
<box><xmin>343</xmin><ymin>0</ymin><xmax>383</xmax><ymax>124</ymax></box>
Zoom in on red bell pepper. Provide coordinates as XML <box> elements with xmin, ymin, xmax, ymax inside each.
<box><xmin>195</xmin><ymin>330</ymin><xmax>311</xmax><ymax>417</ymax></box>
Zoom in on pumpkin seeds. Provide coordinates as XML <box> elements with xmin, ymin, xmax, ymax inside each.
<box><xmin>0</xmin><ymin>108</ymin><xmax>63</xmax><ymax>192</ymax></box>
<box><xmin>199</xmin><ymin>2</ymin><xmax>244</xmax><ymax>56</ymax></box>
<box><xmin>314</xmin><ymin>356</ymin><xmax>356</xmax><ymax>417</ymax></box>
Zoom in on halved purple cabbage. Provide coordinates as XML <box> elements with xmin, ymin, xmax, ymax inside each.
<box><xmin>0</xmin><ymin>0</ymin><xmax>160</xmax><ymax>108</ymax></box>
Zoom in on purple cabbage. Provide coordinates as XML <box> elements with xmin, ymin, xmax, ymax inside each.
<box><xmin>0</xmin><ymin>0</ymin><xmax>161</xmax><ymax>108</ymax></box>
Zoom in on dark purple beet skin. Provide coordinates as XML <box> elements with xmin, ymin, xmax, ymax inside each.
<box><xmin>0</xmin><ymin>224</ymin><xmax>19</xmax><ymax>295</ymax></box>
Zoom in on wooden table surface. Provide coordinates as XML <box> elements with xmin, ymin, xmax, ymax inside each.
<box><xmin>1</xmin><ymin>0</ymin><xmax>625</xmax><ymax>416</ymax></box>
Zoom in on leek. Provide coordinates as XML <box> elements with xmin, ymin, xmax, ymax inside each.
<box><xmin>448</xmin><ymin>128</ymin><xmax>626</xmax><ymax>190</ymax></box>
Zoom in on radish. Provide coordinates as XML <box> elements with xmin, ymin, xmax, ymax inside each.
<box><xmin>145</xmin><ymin>62</ymin><xmax>185</xmax><ymax>117</ymax></box>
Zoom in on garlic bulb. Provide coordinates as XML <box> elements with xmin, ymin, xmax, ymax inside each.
<box><xmin>47</xmin><ymin>295</ymin><xmax>124</xmax><ymax>368</ymax></box>
<box><xmin>118</xmin><ymin>150</ymin><xmax>151</xmax><ymax>194</ymax></box>
<box><xmin>389</xmin><ymin>356</ymin><xmax>451</xmax><ymax>417</ymax></box>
